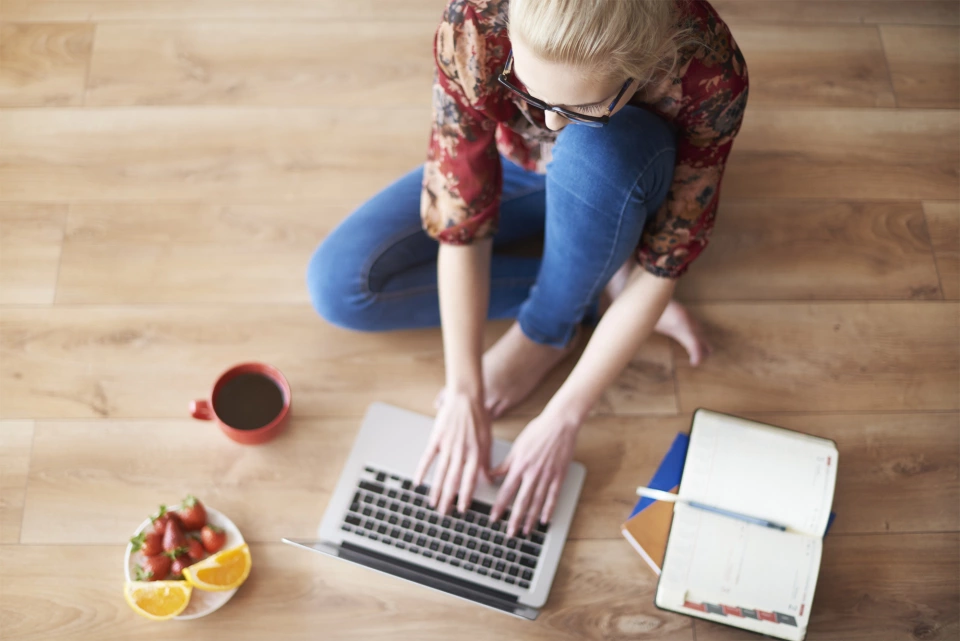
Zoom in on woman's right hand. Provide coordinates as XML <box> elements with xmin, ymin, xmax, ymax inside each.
<box><xmin>413</xmin><ymin>390</ymin><xmax>492</xmax><ymax>516</ymax></box>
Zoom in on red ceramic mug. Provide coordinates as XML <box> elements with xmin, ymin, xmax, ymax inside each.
<box><xmin>190</xmin><ymin>362</ymin><xmax>291</xmax><ymax>445</ymax></box>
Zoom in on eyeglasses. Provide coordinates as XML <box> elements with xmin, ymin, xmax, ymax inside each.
<box><xmin>497</xmin><ymin>50</ymin><xmax>633</xmax><ymax>128</ymax></box>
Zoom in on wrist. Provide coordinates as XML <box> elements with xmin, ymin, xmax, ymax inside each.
<box><xmin>542</xmin><ymin>394</ymin><xmax>589</xmax><ymax>433</ymax></box>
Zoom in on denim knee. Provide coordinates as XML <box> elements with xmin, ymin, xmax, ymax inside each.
<box><xmin>306</xmin><ymin>231</ymin><xmax>372</xmax><ymax>331</ymax></box>
<box><xmin>550</xmin><ymin>105</ymin><xmax>676</xmax><ymax>209</ymax></box>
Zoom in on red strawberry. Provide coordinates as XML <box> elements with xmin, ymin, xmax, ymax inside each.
<box><xmin>186</xmin><ymin>536</ymin><xmax>206</xmax><ymax>562</ymax></box>
<box><xmin>177</xmin><ymin>495</ymin><xmax>207</xmax><ymax>531</ymax></box>
<box><xmin>151</xmin><ymin>505</ymin><xmax>181</xmax><ymax>534</ymax></box>
<box><xmin>129</xmin><ymin>529</ymin><xmax>163</xmax><ymax>557</ymax></box>
<box><xmin>168</xmin><ymin>550</ymin><xmax>192</xmax><ymax>579</ymax></box>
<box><xmin>162</xmin><ymin>519</ymin><xmax>186</xmax><ymax>552</ymax></box>
<box><xmin>135</xmin><ymin>554</ymin><xmax>171</xmax><ymax>582</ymax></box>
<box><xmin>200</xmin><ymin>524</ymin><xmax>226</xmax><ymax>554</ymax></box>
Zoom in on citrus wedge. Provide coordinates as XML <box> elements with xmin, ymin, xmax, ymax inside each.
<box><xmin>124</xmin><ymin>581</ymin><xmax>193</xmax><ymax>621</ymax></box>
<box><xmin>182</xmin><ymin>543</ymin><xmax>251</xmax><ymax>592</ymax></box>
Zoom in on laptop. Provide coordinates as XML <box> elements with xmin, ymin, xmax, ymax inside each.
<box><xmin>282</xmin><ymin>402</ymin><xmax>586</xmax><ymax>620</ymax></box>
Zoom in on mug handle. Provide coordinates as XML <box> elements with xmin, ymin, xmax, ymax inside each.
<box><xmin>190</xmin><ymin>399</ymin><xmax>214</xmax><ymax>421</ymax></box>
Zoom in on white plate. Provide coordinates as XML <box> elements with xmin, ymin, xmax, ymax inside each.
<box><xmin>124</xmin><ymin>505</ymin><xmax>245</xmax><ymax>620</ymax></box>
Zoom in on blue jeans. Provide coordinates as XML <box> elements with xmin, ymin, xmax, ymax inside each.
<box><xmin>307</xmin><ymin>105</ymin><xmax>676</xmax><ymax>348</ymax></box>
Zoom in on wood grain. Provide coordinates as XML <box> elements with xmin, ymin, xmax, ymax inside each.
<box><xmin>86</xmin><ymin>21</ymin><xmax>435</xmax><ymax>107</ymax></box>
<box><xmin>675</xmin><ymin>200</ymin><xmax>942</xmax><ymax>302</ymax></box>
<box><xmin>673</xmin><ymin>302</ymin><xmax>959</xmax><ymax>413</ymax></box>
<box><xmin>0</xmin><ymin>23</ymin><xmax>94</xmax><ymax>107</ymax></box>
<box><xmin>0</xmin><ymin>107</ymin><xmax>429</xmax><ymax>203</ymax></box>
<box><xmin>712</xmin><ymin>0</ymin><xmax>960</xmax><ymax>26</ymax></box>
<box><xmin>923</xmin><ymin>201</ymin><xmax>960</xmax><ymax>300</ymax></box>
<box><xmin>881</xmin><ymin>26</ymin><xmax>960</xmax><ymax>108</ymax></box>
<box><xmin>0</xmin><ymin>420</ymin><xmax>33</xmax><ymax>543</ymax></box>
<box><xmin>728</xmin><ymin>22</ymin><xmax>896</xmax><ymax>107</ymax></box>
<box><xmin>56</xmin><ymin>203</ymin><xmax>337</xmax><ymax>303</ymax></box>
<box><xmin>0</xmin><ymin>0</ymin><xmax>449</xmax><ymax>22</ymax></box>
<box><xmin>0</xmin><ymin>542</ymin><xmax>695</xmax><ymax>641</ymax></box>
<box><xmin>0</xmin><ymin>204</ymin><xmax>66</xmax><ymax>305</ymax></box>
<box><xmin>724</xmin><ymin>109</ymin><xmax>960</xmax><ymax>201</ymax></box>
<box><xmin>694</xmin><ymin>533</ymin><xmax>960</xmax><ymax>641</ymax></box>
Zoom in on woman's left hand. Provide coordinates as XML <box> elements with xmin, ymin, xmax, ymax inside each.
<box><xmin>489</xmin><ymin>409</ymin><xmax>581</xmax><ymax>537</ymax></box>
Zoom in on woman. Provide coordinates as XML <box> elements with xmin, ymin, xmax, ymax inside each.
<box><xmin>308</xmin><ymin>0</ymin><xmax>748</xmax><ymax>539</ymax></box>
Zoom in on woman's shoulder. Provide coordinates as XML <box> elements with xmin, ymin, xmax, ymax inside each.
<box><xmin>675</xmin><ymin>0</ymin><xmax>747</xmax><ymax>82</ymax></box>
<box><xmin>435</xmin><ymin>0</ymin><xmax>511</xmax><ymax>106</ymax></box>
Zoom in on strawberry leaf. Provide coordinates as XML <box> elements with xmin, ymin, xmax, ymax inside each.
<box><xmin>182</xmin><ymin>495</ymin><xmax>198</xmax><ymax>509</ymax></box>
<box><xmin>134</xmin><ymin>566</ymin><xmax>152</xmax><ymax>581</ymax></box>
<box><xmin>129</xmin><ymin>532</ymin><xmax>145</xmax><ymax>551</ymax></box>
<box><xmin>151</xmin><ymin>505</ymin><xmax>167</xmax><ymax>523</ymax></box>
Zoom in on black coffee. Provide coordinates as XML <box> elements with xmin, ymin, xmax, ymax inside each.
<box><xmin>214</xmin><ymin>373</ymin><xmax>285</xmax><ymax>430</ymax></box>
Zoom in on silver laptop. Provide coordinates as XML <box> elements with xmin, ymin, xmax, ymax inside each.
<box><xmin>283</xmin><ymin>402</ymin><xmax>586</xmax><ymax>620</ymax></box>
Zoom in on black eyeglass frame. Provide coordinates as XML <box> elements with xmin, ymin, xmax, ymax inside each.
<box><xmin>497</xmin><ymin>50</ymin><xmax>634</xmax><ymax>128</ymax></box>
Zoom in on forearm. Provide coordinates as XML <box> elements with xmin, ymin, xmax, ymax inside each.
<box><xmin>438</xmin><ymin>240</ymin><xmax>493</xmax><ymax>397</ymax></box>
<box><xmin>548</xmin><ymin>268</ymin><xmax>677</xmax><ymax>422</ymax></box>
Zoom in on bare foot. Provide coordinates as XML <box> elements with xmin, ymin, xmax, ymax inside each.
<box><xmin>653</xmin><ymin>299</ymin><xmax>714</xmax><ymax>366</ymax></box>
<box><xmin>435</xmin><ymin>322</ymin><xmax>582</xmax><ymax>419</ymax></box>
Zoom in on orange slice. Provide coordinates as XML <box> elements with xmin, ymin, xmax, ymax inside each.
<box><xmin>124</xmin><ymin>581</ymin><xmax>192</xmax><ymax>621</ymax></box>
<box><xmin>182</xmin><ymin>543</ymin><xmax>251</xmax><ymax>592</ymax></box>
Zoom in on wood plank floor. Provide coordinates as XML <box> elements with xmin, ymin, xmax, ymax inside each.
<box><xmin>1</xmin><ymin>1</ymin><xmax>957</xmax><ymax>639</ymax></box>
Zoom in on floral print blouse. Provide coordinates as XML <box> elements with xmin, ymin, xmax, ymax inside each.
<box><xmin>421</xmin><ymin>0</ymin><xmax>749</xmax><ymax>279</ymax></box>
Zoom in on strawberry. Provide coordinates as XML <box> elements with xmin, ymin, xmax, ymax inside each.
<box><xmin>200</xmin><ymin>524</ymin><xmax>226</xmax><ymax>554</ymax></box>
<box><xmin>177</xmin><ymin>495</ymin><xmax>207</xmax><ymax>531</ymax></box>
<box><xmin>135</xmin><ymin>554</ymin><xmax>172</xmax><ymax>581</ymax></box>
<box><xmin>162</xmin><ymin>518</ymin><xmax>187</xmax><ymax>553</ymax></box>
<box><xmin>130</xmin><ymin>529</ymin><xmax>163</xmax><ymax>557</ymax></box>
<box><xmin>186</xmin><ymin>536</ymin><xmax>206</xmax><ymax>562</ymax></box>
<box><xmin>151</xmin><ymin>505</ymin><xmax>181</xmax><ymax>534</ymax></box>
<box><xmin>167</xmin><ymin>549</ymin><xmax>192</xmax><ymax>579</ymax></box>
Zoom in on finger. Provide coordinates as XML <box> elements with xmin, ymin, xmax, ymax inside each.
<box><xmin>458</xmin><ymin>453</ymin><xmax>479</xmax><ymax>514</ymax></box>
<box><xmin>540</xmin><ymin>476</ymin><xmax>564</xmax><ymax>525</ymax></box>
<box><xmin>439</xmin><ymin>443</ymin><xmax>464</xmax><ymax>516</ymax></box>
<box><xmin>429</xmin><ymin>443</ymin><xmax>452</xmax><ymax>509</ymax></box>
<box><xmin>524</xmin><ymin>473</ymin><xmax>551</xmax><ymax>535</ymax></box>
<box><xmin>489</xmin><ymin>451</ymin><xmax>512</xmax><ymax>479</ymax></box>
<box><xmin>508</xmin><ymin>473</ymin><xmax>537</xmax><ymax>538</ymax></box>
<box><xmin>413</xmin><ymin>435</ymin><xmax>440</xmax><ymax>487</ymax></box>
<box><xmin>490</xmin><ymin>467</ymin><xmax>521</xmax><ymax>523</ymax></box>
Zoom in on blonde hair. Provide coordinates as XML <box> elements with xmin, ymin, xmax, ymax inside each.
<box><xmin>507</xmin><ymin>0</ymin><xmax>693</xmax><ymax>88</ymax></box>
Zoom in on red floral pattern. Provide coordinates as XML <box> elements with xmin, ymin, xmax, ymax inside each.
<box><xmin>421</xmin><ymin>0</ymin><xmax>749</xmax><ymax>278</ymax></box>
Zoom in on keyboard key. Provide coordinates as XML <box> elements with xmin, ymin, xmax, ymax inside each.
<box><xmin>345</xmin><ymin>515</ymin><xmax>362</xmax><ymax>527</ymax></box>
<box><xmin>413</xmin><ymin>497</ymin><xmax>424</xmax><ymax>507</ymax></box>
<box><xmin>531</xmin><ymin>532</ymin><xmax>545</xmax><ymax>545</ymax></box>
<box><xmin>519</xmin><ymin>580</ymin><xmax>530</xmax><ymax>589</ymax></box>
<box><xmin>441</xmin><ymin>518</ymin><xmax>452</xmax><ymax>528</ymax></box>
<box><xmin>375</xmin><ymin>472</ymin><xmax>386</xmax><ymax>482</ymax></box>
<box><xmin>453</xmin><ymin>535</ymin><xmax>464</xmax><ymax>546</ymax></box>
<box><xmin>479</xmin><ymin>531</ymin><xmax>490</xmax><ymax>541</ymax></box>
<box><xmin>491</xmin><ymin>572</ymin><xmax>502</xmax><ymax>580</ymax></box>
<box><xmin>362</xmin><ymin>507</ymin><xmax>373</xmax><ymax>517</ymax></box>
<box><xmin>454</xmin><ymin>522</ymin><xmax>465</xmax><ymax>533</ymax></box>
<box><xmin>402</xmin><ymin>507</ymin><xmax>412</xmax><ymax>516</ymax></box>
<box><xmin>455</xmin><ymin>549</ymin><xmax>466</xmax><ymax>560</ymax></box>
<box><xmin>369</xmin><ymin>533</ymin><xmax>379</xmax><ymax>541</ymax></box>
<box><xmin>355</xmin><ymin>529</ymin><xmax>365</xmax><ymax>537</ymax></box>
<box><xmin>494</xmin><ymin>535</ymin><xmax>504</xmax><ymax>545</ymax></box>
<box><xmin>427</xmin><ymin>527</ymin><xmax>438</xmax><ymax>537</ymax></box>
<box><xmin>478</xmin><ymin>516</ymin><xmax>489</xmax><ymax>528</ymax></box>
<box><xmin>428</xmin><ymin>515</ymin><xmax>438</xmax><ymax>525</ymax></box>
<box><xmin>401</xmin><ymin>518</ymin><xmax>411</xmax><ymax>528</ymax></box>
<box><xmin>506</xmin><ymin>539</ymin><xmax>518</xmax><ymax>550</ymax></box>
<box><xmin>409</xmin><ymin>546</ymin><xmax>419</xmax><ymax>554</ymax></box>
<box><xmin>363</xmin><ymin>496</ymin><xmax>374</xmax><ymax>505</ymax></box>
<box><xmin>478</xmin><ymin>568</ymin><xmax>488</xmax><ymax>576</ymax></box>
<box><xmin>508</xmin><ymin>566</ymin><xmax>519</xmax><ymax>576</ymax></box>
<box><xmin>414</xmin><ymin>523</ymin><xmax>424</xmax><ymax>533</ymax></box>
<box><xmin>423</xmin><ymin>550</ymin><xmax>433</xmax><ymax>559</ymax></box>
<box><xmin>469</xmin><ymin>553</ymin><xmax>480</xmax><ymax>563</ymax></box>
<box><xmin>375</xmin><ymin>510</ymin><xmax>386</xmax><ymax>520</ymax></box>
<box><xmin>377</xmin><ymin>525</ymin><xmax>388</xmax><ymax>535</ymax></box>
<box><xmin>417</xmin><ymin>536</ymin><xmax>427</xmax><ymax>547</ymax></box>
<box><xmin>536</xmin><ymin>521</ymin><xmax>549</xmax><ymax>534</ymax></box>
<box><xmin>415</xmin><ymin>510</ymin><xmax>426</xmax><ymax>520</ymax></box>
<box><xmin>492</xmin><ymin>548</ymin><xmax>503</xmax><ymax>558</ymax></box>
<box><xmin>466</xmin><ymin>540</ymin><xmax>477</xmax><ymax>550</ymax></box>
<box><xmin>396</xmin><ymin>542</ymin><xmax>406</xmax><ymax>550</ymax></box>
<box><xmin>391</xmin><ymin>527</ymin><xmax>401</xmax><ymax>538</ymax></box>
<box><xmin>364</xmin><ymin>520</ymin><xmax>375</xmax><ymax>530</ymax></box>
<box><xmin>522</xmin><ymin>570</ymin><xmax>533</xmax><ymax>581</ymax></box>
<box><xmin>360</xmin><ymin>481</ymin><xmax>384</xmax><ymax>494</ymax></box>
<box><xmin>464</xmin><ymin>513</ymin><xmax>476</xmax><ymax>523</ymax></box>
<box><xmin>505</xmin><ymin>577</ymin><xmax>516</xmax><ymax>585</ymax></box>
<box><xmin>382</xmin><ymin>538</ymin><xmax>392</xmax><ymax>545</ymax></box>
<box><xmin>389</xmin><ymin>502</ymin><xmax>400</xmax><ymax>512</ymax></box>
<box><xmin>350</xmin><ymin>502</ymin><xmax>360</xmax><ymax>513</ymax></box>
<box><xmin>490</xmin><ymin>521</ymin><xmax>503</xmax><ymax>532</ymax></box>
<box><xmin>436</xmin><ymin>555</ymin><xmax>446</xmax><ymax>563</ymax></box>
<box><xmin>440</xmin><ymin>531</ymin><xmax>450</xmax><ymax>542</ymax></box>
<box><xmin>387</xmin><ymin>489</ymin><xmax>398</xmax><ymax>499</ymax></box>
<box><xmin>364</xmin><ymin>466</ymin><xmax>375</xmax><ymax>473</ymax></box>
<box><xmin>449</xmin><ymin>559</ymin><xmax>460</xmax><ymax>567</ymax></box>
<box><xmin>403</xmin><ymin>533</ymin><xmax>414</xmax><ymax>543</ymax></box>
<box><xmin>388</xmin><ymin>515</ymin><xmax>398</xmax><ymax>525</ymax></box>
<box><xmin>341</xmin><ymin>524</ymin><xmax>352</xmax><ymax>532</ymax></box>
<box><xmin>470</xmin><ymin>501</ymin><xmax>491</xmax><ymax>516</ymax></box>
<box><xmin>464</xmin><ymin>563</ymin><xmax>474</xmax><ymax>571</ymax></box>
<box><xmin>443</xmin><ymin>544</ymin><xmax>454</xmax><ymax>555</ymax></box>
<box><xmin>521</xmin><ymin>543</ymin><xmax>540</xmax><ymax>557</ymax></box>
<box><xmin>481</xmin><ymin>558</ymin><xmax>492</xmax><ymax>568</ymax></box>
<box><xmin>467</xmin><ymin>527</ymin><xmax>478</xmax><ymax>536</ymax></box>
<box><xmin>480</xmin><ymin>543</ymin><xmax>491</xmax><ymax>554</ymax></box>
<box><xmin>519</xmin><ymin>556</ymin><xmax>537</xmax><ymax>569</ymax></box>
<box><xmin>429</xmin><ymin>541</ymin><xmax>440</xmax><ymax>551</ymax></box>
<box><xmin>376</xmin><ymin>499</ymin><xmax>387</xmax><ymax>509</ymax></box>
<box><xmin>414</xmin><ymin>484</ymin><xmax>429</xmax><ymax>495</ymax></box>
<box><xmin>402</xmin><ymin>480</ymin><xmax>412</xmax><ymax>490</ymax></box>
<box><xmin>495</xmin><ymin>561</ymin><xmax>506</xmax><ymax>572</ymax></box>
<box><xmin>506</xmin><ymin>552</ymin><xmax>517</xmax><ymax>562</ymax></box>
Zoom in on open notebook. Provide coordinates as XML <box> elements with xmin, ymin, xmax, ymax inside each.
<box><xmin>655</xmin><ymin>410</ymin><xmax>838</xmax><ymax>641</ymax></box>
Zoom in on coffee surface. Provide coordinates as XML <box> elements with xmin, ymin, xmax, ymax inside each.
<box><xmin>214</xmin><ymin>373</ymin><xmax>285</xmax><ymax>430</ymax></box>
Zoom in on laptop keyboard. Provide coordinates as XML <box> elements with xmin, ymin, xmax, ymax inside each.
<box><xmin>340</xmin><ymin>466</ymin><xmax>548</xmax><ymax>590</ymax></box>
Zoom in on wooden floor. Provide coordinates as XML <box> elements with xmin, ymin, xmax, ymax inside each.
<box><xmin>1</xmin><ymin>1</ymin><xmax>958</xmax><ymax>639</ymax></box>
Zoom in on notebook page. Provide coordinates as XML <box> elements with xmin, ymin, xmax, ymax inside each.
<box><xmin>658</xmin><ymin>504</ymin><xmax>821</xmax><ymax>634</ymax></box>
<box><xmin>678</xmin><ymin>411</ymin><xmax>837</xmax><ymax>536</ymax></box>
